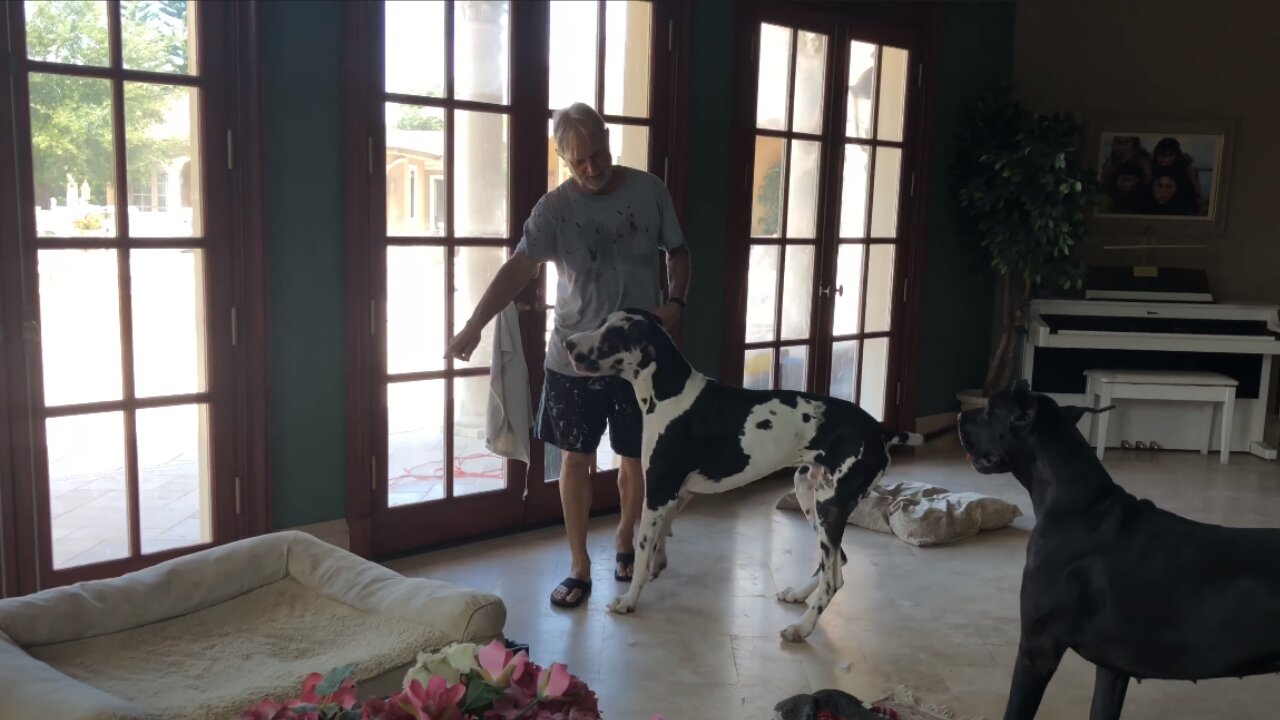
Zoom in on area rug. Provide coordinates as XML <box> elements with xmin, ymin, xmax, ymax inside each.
<box><xmin>872</xmin><ymin>686</ymin><xmax>985</xmax><ymax>720</ymax></box>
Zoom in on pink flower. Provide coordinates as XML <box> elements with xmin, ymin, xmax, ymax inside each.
<box><xmin>477</xmin><ymin>640</ymin><xmax>530</xmax><ymax>688</ymax></box>
<box><xmin>536</xmin><ymin>663</ymin><xmax>571</xmax><ymax>699</ymax></box>
<box><xmin>398</xmin><ymin>676</ymin><xmax>467</xmax><ymax>720</ymax></box>
<box><xmin>240</xmin><ymin>698</ymin><xmax>304</xmax><ymax>720</ymax></box>
<box><xmin>298</xmin><ymin>671</ymin><xmax>359</xmax><ymax>710</ymax></box>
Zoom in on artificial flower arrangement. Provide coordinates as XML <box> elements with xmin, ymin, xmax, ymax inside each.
<box><xmin>241</xmin><ymin>639</ymin><xmax>600</xmax><ymax>720</ymax></box>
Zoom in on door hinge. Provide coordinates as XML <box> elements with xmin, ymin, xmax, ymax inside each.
<box><xmin>663</xmin><ymin>156</ymin><xmax>669</xmax><ymax>185</ymax></box>
<box><xmin>902</xmin><ymin>276</ymin><xmax>909</xmax><ymax>303</ymax></box>
<box><xmin>371</xmin><ymin>455</ymin><xmax>378</xmax><ymax>491</ymax></box>
<box><xmin>909</xmin><ymin>171</ymin><xmax>916</xmax><ymax>198</ymax></box>
<box><xmin>668</xmin><ymin>18</ymin><xmax>674</xmax><ymax>52</ymax></box>
<box><xmin>917</xmin><ymin>62</ymin><xmax>924</xmax><ymax>88</ymax></box>
<box><xmin>896</xmin><ymin>381</ymin><xmax>902</xmax><ymax>406</ymax></box>
<box><xmin>226</xmin><ymin>129</ymin><xmax>234</xmax><ymax>170</ymax></box>
<box><xmin>230</xmin><ymin>306</ymin><xmax>239</xmax><ymax>347</ymax></box>
<box><xmin>235</xmin><ymin>476</ymin><xmax>243</xmax><ymax>515</ymax></box>
<box><xmin>368</xmin><ymin>136</ymin><xmax>374</xmax><ymax>175</ymax></box>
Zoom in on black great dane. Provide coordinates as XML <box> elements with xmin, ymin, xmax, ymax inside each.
<box><xmin>564</xmin><ymin>309</ymin><xmax>921</xmax><ymax>642</ymax></box>
<box><xmin>958</xmin><ymin>380</ymin><xmax>1280</xmax><ymax>719</ymax></box>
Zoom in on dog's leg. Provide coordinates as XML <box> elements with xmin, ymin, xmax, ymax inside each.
<box><xmin>650</xmin><ymin>493</ymin><xmax>686</xmax><ymax>579</ymax></box>
<box><xmin>608</xmin><ymin>497</ymin><xmax>678</xmax><ymax>615</ymax></box>
<box><xmin>1003</xmin><ymin>642</ymin><xmax>1064</xmax><ymax>720</ymax></box>
<box><xmin>1087</xmin><ymin>667</ymin><xmax>1129</xmax><ymax>720</ymax></box>
<box><xmin>794</xmin><ymin>465</ymin><xmax>819</xmax><ymax>530</ymax></box>
<box><xmin>779</xmin><ymin>466</ymin><xmax>823</xmax><ymax>604</ymax></box>
<box><xmin>781</xmin><ymin>469</ymin><xmax>859</xmax><ymax>642</ymax></box>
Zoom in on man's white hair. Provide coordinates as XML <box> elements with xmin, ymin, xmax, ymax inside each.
<box><xmin>552</xmin><ymin>102</ymin><xmax>607</xmax><ymax>151</ymax></box>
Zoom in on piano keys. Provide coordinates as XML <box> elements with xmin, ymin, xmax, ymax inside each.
<box><xmin>1021</xmin><ymin>276</ymin><xmax>1280</xmax><ymax>460</ymax></box>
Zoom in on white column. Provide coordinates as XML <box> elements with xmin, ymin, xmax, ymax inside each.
<box><xmin>166</xmin><ymin>157</ymin><xmax>189</xmax><ymax>235</ymax></box>
<box><xmin>455</xmin><ymin>1</ymin><xmax>507</xmax><ymax>438</ymax></box>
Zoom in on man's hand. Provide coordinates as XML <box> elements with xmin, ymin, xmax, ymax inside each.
<box><xmin>445</xmin><ymin>320</ymin><xmax>483</xmax><ymax>362</ymax></box>
<box><xmin>652</xmin><ymin>301</ymin><xmax>682</xmax><ymax>331</ymax></box>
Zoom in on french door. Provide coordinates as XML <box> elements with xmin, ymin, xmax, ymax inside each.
<box><xmin>725</xmin><ymin>4</ymin><xmax>931</xmax><ymax>431</ymax></box>
<box><xmin>347</xmin><ymin>1</ymin><xmax>681</xmax><ymax>556</ymax></box>
<box><xmin>525</xmin><ymin>0</ymin><xmax>670</xmax><ymax>523</ymax></box>
<box><xmin>1</xmin><ymin>1</ymin><xmax>264</xmax><ymax>594</ymax></box>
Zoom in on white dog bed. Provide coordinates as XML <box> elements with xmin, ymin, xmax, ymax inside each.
<box><xmin>776</xmin><ymin>480</ymin><xmax>1021</xmax><ymax>547</ymax></box>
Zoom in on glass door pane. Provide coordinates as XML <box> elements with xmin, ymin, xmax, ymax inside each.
<box><xmin>740</xmin><ymin>21</ymin><xmax>828</xmax><ymax>394</ymax></box>
<box><xmin>821</xmin><ymin>37</ymin><xmax>912</xmax><ymax>425</ymax></box>
<box><xmin>381</xmin><ymin>0</ymin><xmax>511</xmax><ymax>516</ymax></box>
<box><xmin>731</xmin><ymin>17</ymin><xmax>916</xmax><ymax>430</ymax></box>
<box><xmin>538</xmin><ymin>0</ymin><xmax>655</xmax><ymax>498</ymax></box>
<box><xmin>20</xmin><ymin>0</ymin><xmax>219</xmax><ymax>582</ymax></box>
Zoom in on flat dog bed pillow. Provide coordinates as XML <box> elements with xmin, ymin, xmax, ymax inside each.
<box><xmin>777</xmin><ymin>480</ymin><xmax>1022</xmax><ymax>547</ymax></box>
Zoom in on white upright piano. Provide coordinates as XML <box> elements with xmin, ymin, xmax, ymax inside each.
<box><xmin>1021</xmin><ymin>267</ymin><xmax>1280</xmax><ymax>459</ymax></box>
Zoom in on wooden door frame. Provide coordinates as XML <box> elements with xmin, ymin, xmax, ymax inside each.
<box><xmin>1</xmin><ymin>7</ymin><xmax>20</xmax><ymax>598</ymax></box>
<box><xmin>0</xmin><ymin>1</ymin><xmax>269</xmax><ymax>594</ymax></box>
<box><xmin>342</xmin><ymin>0</ymin><xmax>692</xmax><ymax>557</ymax></box>
<box><xmin>720</xmin><ymin>1</ymin><xmax>940</xmax><ymax>433</ymax></box>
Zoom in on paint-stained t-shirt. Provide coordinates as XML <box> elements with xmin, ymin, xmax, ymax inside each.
<box><xmin>515</xmin><ymin>167</ymin><xmax>685</xmax><ymax>377</ymax></box>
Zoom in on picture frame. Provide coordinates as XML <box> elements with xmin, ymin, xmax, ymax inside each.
<box><xmin>1085</xmin><ymin>115</ymin><xmax>1237</xmax><ymax>237</ymax></box>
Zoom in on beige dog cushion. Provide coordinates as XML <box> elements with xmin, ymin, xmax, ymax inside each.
<box><xmin>776</xmin><ymin>480</ymin><xmax>1022</xmax><ymax>547</ymax></box>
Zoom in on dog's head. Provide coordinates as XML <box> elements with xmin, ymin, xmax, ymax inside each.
<box><xmin>563</xmin><ymin>308</ymin><xmax>675</xmax><ymax>378</ymax></box>
<box><xmin>958</xmin><ymin>380</ymin><xmax>1113</xmax><ymax>475</ymax></box>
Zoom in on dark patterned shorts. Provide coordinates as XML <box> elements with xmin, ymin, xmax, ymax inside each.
<box><xmin>535</xmin><ymin>369</ymin><xmax>643</xmax><ymax>459</ymax></box>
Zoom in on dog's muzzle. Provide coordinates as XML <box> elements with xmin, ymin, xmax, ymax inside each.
<box><xmin>957</xmin><ymin>412</ymin><xmax>1007</xmax><ymax>474</ymax></box>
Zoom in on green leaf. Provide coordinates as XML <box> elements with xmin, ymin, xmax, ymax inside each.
<box><xmin>317</xmin><ymin>665</ymin><xmax>356</xmax><ymax>696</ymax></box>
<box><xmin>460</xmin><ymin>672</ymin><xmax>503</xmax><ymax>711</ymax></box>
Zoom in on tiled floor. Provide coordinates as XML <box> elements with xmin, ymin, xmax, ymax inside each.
<box><xmin>386</xmin><ymin>429</ymin><xmax>618</xmax><ymax>507</ymax></box>
<box><xmin>386</xmin><ymin>435</ymin><xmax>1280</xmax><ymax>719</ymax></box>
<box><xmin>47</xmin><ymin>454</ymin><xmax>206</xmax><ymax>568</ymax></box>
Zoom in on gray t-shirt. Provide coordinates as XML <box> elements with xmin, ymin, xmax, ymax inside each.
<box><xmin>515</xmin><ymin>167</ymin><xmax>685</xmax><ymax>376</ymax></box>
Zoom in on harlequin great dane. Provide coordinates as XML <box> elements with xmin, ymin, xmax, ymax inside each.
<box><xmin>564</xmin><ymin>309</ymin><xmax>922</xmax><ymax>642</ymax></box>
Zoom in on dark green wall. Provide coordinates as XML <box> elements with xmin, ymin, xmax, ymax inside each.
<box><xmin>264</xmin><ymin>0</ymin><xmax>347</xmax><ymax>528</ymax></box>
<box><xmin>259</xmin><ymin>0</ymin><xmax>1013</xmax><ymax>528</ymax></box>
<box><xmin>913</xmin><ymin>1</ymin><xmax>1015</xmax><ymax>415</ymax></box>
<box><xmin>679</xmin><ymin>0</ymin><xmax>736</xmax><ymax>377</ymax></box>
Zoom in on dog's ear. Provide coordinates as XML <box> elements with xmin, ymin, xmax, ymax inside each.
<box><xmin>1060</xmin><ymin>404</ymin><xmax>1116</xmax><ymax>427</ymax></box>
<box><xmin>1010</xmin><ymin>380</ymin><xmax>1037</xmax><ymax>427</ymax></box>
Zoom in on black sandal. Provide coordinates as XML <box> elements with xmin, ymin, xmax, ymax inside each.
<box><xmin>549</xmin><ymin>577</ymin><xmax>592</xmax><ymax>608</ymax></box>
<box><xmin>614</xmin><ymin>551</ymin><xmax>635</xmax><ymax>581</ymax></box>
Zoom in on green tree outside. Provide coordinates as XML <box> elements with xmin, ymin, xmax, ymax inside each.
<box><xmin>24</xmin><ymin>0</ymin><xmax>190</xmax><ymax>209</ymax></box>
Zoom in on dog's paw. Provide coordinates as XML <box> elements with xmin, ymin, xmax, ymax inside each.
<box><xmin>607</xmin><ymin>597</ymin><xmax>637</xmax><ymax>614</ymax></box>
<box><xmin>776</xmin><ymin>586</ymin><xmax>809</xmax><ymax>604</ymax></box>
<box><xmin>780</xmin><ymin>624</ymin><xmax>811</xmax><ymax>643</ymax></box>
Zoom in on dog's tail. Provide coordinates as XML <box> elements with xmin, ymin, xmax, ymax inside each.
<box><xmin>884</xmin><ymin>429</ymin><xmax>924</xmax><ymax>448</ymax></box>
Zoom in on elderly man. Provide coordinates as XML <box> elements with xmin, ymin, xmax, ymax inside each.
<box><xmin>446</xmin><ymin>103</ymin><xmax>692</xmax><ymax>608</ymax></box>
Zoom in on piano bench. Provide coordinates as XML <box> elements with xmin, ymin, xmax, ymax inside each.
<box><xmin>1084</xmin><ymin>369</ymin><xmax>1238</xmax><ymax>465</ymax></box>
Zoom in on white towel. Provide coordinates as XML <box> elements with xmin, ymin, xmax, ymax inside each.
<box><xmin>485</xmin><ymin>302</ymin><xmax>531</xmax><ymax>464</ymax></box>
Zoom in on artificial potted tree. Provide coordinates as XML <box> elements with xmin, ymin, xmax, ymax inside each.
<box><xmin>952</xmin><ymin>89</ymin><xmax>1096</xmax><ymax>409</ymax></box>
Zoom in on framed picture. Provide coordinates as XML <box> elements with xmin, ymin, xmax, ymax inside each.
<box><xmin>1086</xmin><ymin>116</ymin><xmax>1236</xmax><ymax>236</ymax></box>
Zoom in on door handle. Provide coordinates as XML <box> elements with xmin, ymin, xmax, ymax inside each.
<box><xmin>818</xmin><ymin>285</ymin><xmax>844</xmax><ymax>298</ymax></box>
<box><xmin>515</xmin><ymin>301</ymin><xmax>551</xmax><ymax>312</ymax></box>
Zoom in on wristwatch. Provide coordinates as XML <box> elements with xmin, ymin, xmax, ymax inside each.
<box><xmin>668</xmin><ymin>297</ymin><xmax>686</xmax><ymax>310</ymax></box>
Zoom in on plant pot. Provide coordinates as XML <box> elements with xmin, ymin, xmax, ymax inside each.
<box><xmin>956</xmin><ymin>388</ymin><xmax>989</xmax><ymax>411</ymax></box>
